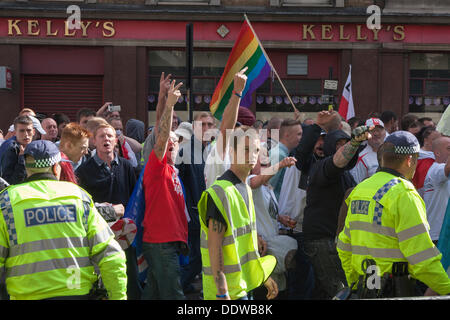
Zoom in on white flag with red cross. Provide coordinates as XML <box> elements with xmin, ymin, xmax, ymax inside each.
<box><xmin>338</xmin><ymin>65</ymin><xmax>355</xmax><ymax>121</ymax></box>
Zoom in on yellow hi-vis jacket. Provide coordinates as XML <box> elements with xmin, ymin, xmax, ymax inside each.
<box><xmin>337</xmin><ymin>171</ymin><xmax>450</xmax><ymax>295</ymax></box>
<box><xmin>0</xmin><ymin>179</ymin><xmax>127</xmax><ymax>300</ymax></box>
<box><xmin>198</xmin><ymin>179</ymin><xmax>276</xmax><ymax>300</ymax></box>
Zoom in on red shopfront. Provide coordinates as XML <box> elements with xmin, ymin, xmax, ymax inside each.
<box><xmin>0</xmin><ymin>17</ymin><xmax>449</xmax><ymax>130</ymax></box>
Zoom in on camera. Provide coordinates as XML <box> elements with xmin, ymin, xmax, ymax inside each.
<box><xmin>108</xmin><ymin>104</ymin><xmax>121</xmax><ymax>112</ymax></box>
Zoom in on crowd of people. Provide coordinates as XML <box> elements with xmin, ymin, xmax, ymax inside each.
<box><xmin>0</xmin><ymin>69</ymin><xmax>449</xmax><ymax>300</ymax></box>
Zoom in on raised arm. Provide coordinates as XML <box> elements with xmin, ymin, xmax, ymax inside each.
<box><xmin>294</xmin><ymin>110</ymin><xmax>341</xmax><ymax>172</ymax></box>
<box><xmin>123</xmin><ymin>135</ymin><xmax>143</xmax><ymax>153</ymax></box>
<box><xmin>333</xmin><ymin>125</ymin><xmax>371</xmax><ymax>169</ymax></box>
<box><xmin>316</xmin><ymin>110</ymin><xmax>342</xmax><ymax>133</ymax></box>
<box><xmin>249</xmin><ymin>157</ymin><xmax>297</xmax><ymax>189</ymax></box>
<box><xmin>153</xmin><ymin>80</ymin><xmax>182</xmax><ymax>161</ymax></box>
<box><xmin>96</xmin><ymin>102</ymin><xmax>112</xmax><ymax>118</ymax></box>
<box><xmin>217</xmin><ymin>67</ymin><xmax>248</xmax><ymax>160</ymax></box>
<box><xmin>154</xmin><ymin>72</ymin><xmax>172</xmax><ymax>136</ymax></box>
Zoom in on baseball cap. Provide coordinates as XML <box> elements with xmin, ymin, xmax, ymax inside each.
<box><xmin>384</xmin><ymin>130</ymin><xmax>420</xmax><ymax>154</ymax></box>
<box><xmin>365</xmin><ymin>118</ymin><xmax>384</xmax><ymax>128</ymax></box>
<box><xmin>8</xmin><ymin>115</ymin><xmax>46</xmax><ymax>135</ymax></box>
<box><xmin>24</xmin><ymin>140</ymin><xmax>61</xmax><ymax>168</ymax></box>
<box><xmin>174</xmin><ymin>122</ymin><xmax>193</xmax><ymax>141</ymax></box>
<box><xmin>29</xmin><ymin>116</ymin><xmax>47</xmax><ymax>135</ymax></box>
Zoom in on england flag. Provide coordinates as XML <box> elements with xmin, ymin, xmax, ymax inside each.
<box><xmin>338</xmin><ymin>65</ymin><xmax>355</xmax><ymax>120</ymax></box>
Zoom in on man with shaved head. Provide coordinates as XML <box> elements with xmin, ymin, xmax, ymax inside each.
<box><xmin>423</xmin><ymin>136</ymin><xmax>450</xmax><ymax>244</ymax></box>
<box><xmin>41</xmin><ymin>118</ymin><xmax>58</xmax><ymax>142</ymax></box>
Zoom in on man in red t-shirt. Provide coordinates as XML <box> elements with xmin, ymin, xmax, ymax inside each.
<box><xmin>142</xmin><ymin>79</ymin><xmax>188</xmax><ymax>300</ymax></box>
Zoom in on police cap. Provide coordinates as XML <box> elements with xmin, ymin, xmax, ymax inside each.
<box><xmin>384</xmin><ymin>130</ymin><xmax>420</xmax><ymax>155</ymax></box>
<box><xmin>24</xmin><ymin>140</ymin><xmax>61</xmax><ymax>168</ymax></box>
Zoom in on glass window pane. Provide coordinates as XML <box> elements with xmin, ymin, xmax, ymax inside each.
<box><xmin>410</xmin><ymin>53</ymin><xmax>449</xmax><ymax>70</ymax></box>
<box><xmin>409</xmin><ymin>79</ymin><xmax>423</xmax><ymax>95</ymax></box>
<box><xmin>425</xmin><ymin>81</ymin><xmax>449</xmax><ymax>96</ymax></box>
<box><xmin>193</xmin><ymin>78</ymin><xmax>217</xmax><ymax>93</ymax></box>
<box><xmin>272</xmin><ymin>81</ymin><xmax>284</xmax><ymax>95</ymax></box>
<box><xmin>298</xmin><ymin>80</ymin><xmax>321</xmax><ymax>94</ymax></box>
<box><xmin>193</xmin><ymin>52</ymin><xmax>228</xmax><ymax>77</ymax></box>
<box><xmin>149</xmin><ymin>50</ymin><xmax>186</xmax><ymax>78</ymax></box>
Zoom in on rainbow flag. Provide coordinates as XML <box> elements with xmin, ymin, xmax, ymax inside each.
<box><xmin>210</xmin><ymin>19</ymin><xmax>271</xmax><ymax>120</ymax></box>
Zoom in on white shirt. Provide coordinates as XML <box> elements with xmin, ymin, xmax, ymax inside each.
<box><xmin>416</xmin><ymin>149</ymin><xmax>436</xmax><ymax>198</ymax></box>
<box><xmin>204</xmin><ymin>142</ymin><xmax>231</xmax><ymax>189</ymax></box>
<box><xmin>419</xmin><ymin>149</ymin><xmax>435</xmax><ymax>161</ymax></box>
<box><xmin>350</xmin><ymin>144</ymin><xmax>379</xmax><ymax>184</ymax></box>
<box><xmin>123</xmin><ymin>141</ymin><xmax>138</xmax><ymax>167</ymax></box>
<box><xmin>247</xmin><ymin>175</ymin><xmax>279</xmax><ymax>240</ymax></box>
<box><xmin>423</xmin><ymin>162</ymin><xmax>450</xmax><ymax>241</ymax></box>
<box><xmin>246</xmin><ymin>174</ymin><xmax>298</xmax><ymax>290</ymax></box>
<box><xmin>277</xmin><ymin>165</ymin><xmax>306</xmax><ymax>233</ymax></box>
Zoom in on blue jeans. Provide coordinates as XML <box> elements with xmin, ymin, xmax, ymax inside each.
<box><xmin>141</xmin><ymin>242</ymin><xmax>186</xmax><ymax>300</ymax></box>
<box><xmin>303</xmin><ymin>238</ymin><xmax>347</xmax><ymax>300</ymax></box>
<box><xmin>124</xmin><ymin>246</ymin><xmax>143</xmax><ymax>300</ymax></box>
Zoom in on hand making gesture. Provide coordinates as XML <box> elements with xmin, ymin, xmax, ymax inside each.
<box><xmin>233</xmin><ymin>66</ymin><xmax>248</xmax><ymax>95</ymax></box>
<box><xmin>166</xmin><ymin>80</ymin><xmax>183</xmax><ymax>108</ymax></box>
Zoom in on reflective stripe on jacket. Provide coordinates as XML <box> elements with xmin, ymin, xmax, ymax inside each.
<box><xmin>337</xmin><ymin>171</ymin><xmax>450</xmax><ymax>295</ymax></box>
<box><xmin>198</xmin><ymin>179</ymin><xmax>276</xmax><ymax>300</ymax></box>
<box><xmin>0</xmin><ymin>179</ymin><xmax>127</xmax><ymax>300</ymax></box>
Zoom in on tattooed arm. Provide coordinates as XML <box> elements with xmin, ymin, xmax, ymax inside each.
<box><xmin>207</xmin><ymin>217</ymin><xmax>229</xmax><ymax>300</ymax></box>
<box><xmin>333</xmin><ymin>125</ymin><xmax>372</xmax><ymax>169</ymax></box>
<box><xmin>154</xmin><ymin>80</ymin><xmax>182</xmax><ymax>161</ymax></box>
<box><xmin>154</xmin><ymin>72</ymin><xmax>172</xmax><ymax>136</ymax></box>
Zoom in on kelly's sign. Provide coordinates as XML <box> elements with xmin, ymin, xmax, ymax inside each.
<box><xmin>6</xmin><ymin>19</ymin><xmax>115</xmax><ymax>38</ymax></box>
<box><xmin>0</xmin><ymin>18</ymin><xmax>449</xmax><ymax>44</ymax></box>
<box><xmin>299</xmin><ymin>24</ymin><xmax>405</xmax><ymax>41</ymax></box>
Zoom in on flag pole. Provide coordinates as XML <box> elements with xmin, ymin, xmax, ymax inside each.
<box><xmin>244</xmin><ymin>14</ymin><xmax>299</xmax><ymax>115</ymax></box>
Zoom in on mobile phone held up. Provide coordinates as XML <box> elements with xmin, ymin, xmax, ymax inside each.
<box><xmin>108</xmin><ymin>104</ymin><xmax>121</xmax><ymax>112</ymax></box>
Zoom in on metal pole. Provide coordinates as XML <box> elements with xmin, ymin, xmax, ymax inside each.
<box><xmin>186</xmin><ymin>23</ymin><xmax>194</xmax><ymax>123</ymax></box>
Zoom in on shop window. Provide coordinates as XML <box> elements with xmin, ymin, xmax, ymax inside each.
<box><xmin>148</xmin><ymin>50</ymin><xmax>228</xmax><ymax>112</ymax></box>
<box><xmin>409</xmin><ymin>53</ymin><xmax>450</xmax><ymax>113</ymax></box>
<box><xmin>148</xmin><ymin>49</ymin><xmax>337</xmax><ymax>113</ymax></box>
<box><xmin>254</xmin><ymin>52</ymin><xmax>337</xmax><ymax>112</ymax></box>
<box><xmin>255</xmin><ymin>77</ymin><xmax>334</xmax><ymax>112</ymax></box>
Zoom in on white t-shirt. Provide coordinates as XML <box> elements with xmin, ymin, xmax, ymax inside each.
<box><xmin>277</xmin><ymin>165</ymin><xmax>306</xmax><ymax>233</ymax></box>
<box><xmin>350</xmin><ymin>144</ymin><xmax>379</xmax><ymax>184</ymax></box>
<box><xmin>204</xmin><ymin>142</ymin><xmax>231</xmax><ymax>189</ymax></box>
<box><xmin>246</xmin><ymin>174</ymin><xmax>298</xmax><ymax>290</ymax></box>
<box><xmin>123</xmin><ymin>141</ymin><xmax>138</xmax><ymax>167</ymax></box>
<box><xmin>416</xmin><ymin>149</ymin><xmax>436</xmax><ymax>198</ymax></box>
<box><xmin>247</xmin><ymin>175</ymin><xmax>279</xmax><ymax>240</ymax></box>
<box><xmin>423</xmin><ymin>162</ymin><xmax>450</xmax><ymax>241</ymax></box>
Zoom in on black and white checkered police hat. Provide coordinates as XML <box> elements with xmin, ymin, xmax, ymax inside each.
<box><xmin>384</xmin><ymin>130</ymin><xmax>420</xmax><ymax>154</ymax></box>
<box><xmin>24</xmin><ymin>140</ymin><xmax>61</xmax><ymax>168</ymax></box>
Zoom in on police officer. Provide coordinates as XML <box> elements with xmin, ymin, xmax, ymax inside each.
<box><xmin>0</xmin><ymin>140</ymin><xmax>127</xmax><ymax>300</ymax></box>
<box><xmin>337</xmin><ymin>131</ymin><xmax>450</xmax><ymax>297</ymax></box>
